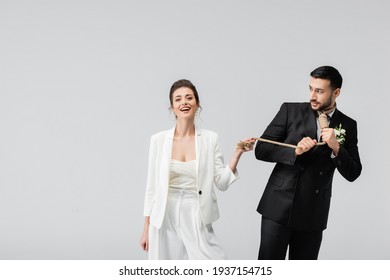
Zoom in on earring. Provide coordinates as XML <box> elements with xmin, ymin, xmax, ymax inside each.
<box><xmin>169</xmin><ymin>108</ymin><xmax>177</xmax><ymax>121</ymax></box>
<box><xmin>195</xmin><ymin>107</ymin><xmax>202</xmax><ymax>123</ymax></box>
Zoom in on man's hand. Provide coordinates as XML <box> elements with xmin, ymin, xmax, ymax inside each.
<box><xmin>295</xmin><ymin>137</ymin><xmax>317</xmax><ymax>156</ymax></box>
<box><xmin>321</xmin><ymin>128</ymin><xmax>340</xmax><ymax>156</ymax></box>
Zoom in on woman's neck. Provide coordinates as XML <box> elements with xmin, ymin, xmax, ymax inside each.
<box><xmin>174</xmin><ymin>119</ymin><xmax>195</xmax><ymax>138</ymax></box>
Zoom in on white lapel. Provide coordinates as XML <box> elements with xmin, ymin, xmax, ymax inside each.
<box><xmin>195</xmin><ymin>126</ymin><xmax>202</xmax><ymax>182</ymax></box>
<box><xmin>163</xmin><ymin>127</ymin><xmax>175</xmax><ymax>186</ymax></box>
<box><xmin>165</xmin><ymin>127</ymin><xmax>175</xmax><ymax>157</ymax></box>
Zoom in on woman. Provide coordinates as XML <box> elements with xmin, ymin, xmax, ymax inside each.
<box><xmin>140</xmin><ymin>79</ymin><xmax>254</xmax><ymax>259</ymax></box>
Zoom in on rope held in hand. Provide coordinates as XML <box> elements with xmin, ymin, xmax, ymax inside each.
<box><xmin>237</xmin><ymin>137</ymin><xmax>327</xmax><ymax>149</ymax></box>
<box><xmin>238</xmin><ymin>109</ymin><xmax>333</xmax><ymax>149</ymax></box>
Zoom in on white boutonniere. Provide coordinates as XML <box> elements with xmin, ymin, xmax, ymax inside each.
<box><xmin>334</xmin><ymin>124</ymin><xmax>346</xmax><ymax>144</ymax></box>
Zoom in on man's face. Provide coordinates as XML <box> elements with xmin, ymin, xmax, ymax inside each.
<box><xmin>309</xmin><ymin>77</ymin><xmax>339</xmax><ymax>111</ymax></box>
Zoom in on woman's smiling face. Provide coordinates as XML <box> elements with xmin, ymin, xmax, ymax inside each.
<box><xmin>171</xmin><ymin>87</ymin><xmax>199</xmax><ymax>120</ymax></box>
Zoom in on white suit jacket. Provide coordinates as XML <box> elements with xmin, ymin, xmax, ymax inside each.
<box><xmin>143</xmin><ymin>127</ymin><xmax>239</xmax><ymax>229</ymax></box>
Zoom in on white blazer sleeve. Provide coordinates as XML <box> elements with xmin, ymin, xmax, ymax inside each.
<box><xmin>143</xmin><ymin>135</ymin><xmax>157</xmax><ymax>216</ymax></box>
<box><xmin>213</xmin><ymin>134</ymin><xmax>239</xmax><ymax>191</ymax></box>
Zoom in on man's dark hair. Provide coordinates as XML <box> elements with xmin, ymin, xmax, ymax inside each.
<box><xmin>310</xmin><ymin>66</ymin><xmax>343</xmax><ymax>90</ymax></box>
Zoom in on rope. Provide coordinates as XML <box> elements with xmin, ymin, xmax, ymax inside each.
<box><xmin>237</xmin><ymin>137</ymin><xmax>327</xmax><ymax>149</ymax></box>
<box><xmin>238</xmin><ymin>105</ymin><xmax>337</xmax><ymax>149</ymax></box>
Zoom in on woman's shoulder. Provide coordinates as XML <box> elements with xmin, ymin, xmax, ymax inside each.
<box><xmin>150</xmin><ymin>128</ymin><xmax>174</xmax><ymax>139</ymax></box>
<box><xmin>151</xmin><ymin>127</ymin><xmax>220</xmax><ymax>139</ymax></box>
<box><xmin>198</xmin><ymin>128</ymin><xmax>219</xmax><ymax>139</ymax></box>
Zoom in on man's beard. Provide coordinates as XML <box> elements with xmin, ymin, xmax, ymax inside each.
<box><xmin>311</xmin><ymin>96</ymin><xmax>333</xmax><ymax>112</ymax></box>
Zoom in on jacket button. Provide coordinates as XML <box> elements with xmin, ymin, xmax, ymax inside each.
<box><xmin>198</xmin><ymin>190</ymin><xmax>202</xmax><ymax>195</ymax></box>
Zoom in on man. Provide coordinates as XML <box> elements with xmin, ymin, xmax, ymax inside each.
<box><xmin>255</xmin><ymin>66</ymin><xmax>362</xmax><ymax>260</ymax></box>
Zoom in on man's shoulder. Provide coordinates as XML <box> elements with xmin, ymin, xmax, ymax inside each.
<box><xmin>334</xmin><ymin>109</ymin><xmax>357</xmax><ymax>124</ymax></box>
<box><xmin>282</xmin><ymin>102</ymin><xmax>310</xmax><ymax>108</ymax></box>
<box><xmin>279</xmin><ymin>102</ymin><xmax>310</xmax><ymax>112</ymax></box>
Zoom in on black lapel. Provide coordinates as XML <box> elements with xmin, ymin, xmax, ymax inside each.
<box><xmin>303</xmin><ymin>103</ymin><xmax>317</xmax><ymax>139</ymax></box>
<box><xmin>329</xmin><ymin>109</ymin><xmax>340</xmax><ymax>128</ymax></box>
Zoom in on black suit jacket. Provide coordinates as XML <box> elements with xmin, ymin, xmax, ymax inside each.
<box><xmin>255</xmin><ymin>102</ymin><xmax>362</xmax><ymax>231</ymax></box>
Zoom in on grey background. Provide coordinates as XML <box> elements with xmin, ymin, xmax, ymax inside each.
<box><xmin>0</xmin><ymin>0</ymin><xmax>389</xmax><ymax>259</ymax></box>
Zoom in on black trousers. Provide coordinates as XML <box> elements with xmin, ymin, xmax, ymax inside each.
<box><xmin>258</xmin><ymin>216</ymin><xmax>323</xmax><ymax>260</ymax></box>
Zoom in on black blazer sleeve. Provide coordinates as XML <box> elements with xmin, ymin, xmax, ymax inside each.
<box><xmin>255</xmin><ymin>103</ymin><xmax>297</xmax><ymax>166</ymax></box>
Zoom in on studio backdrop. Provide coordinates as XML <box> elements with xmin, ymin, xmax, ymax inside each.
<box><xmin>0</xmin><ymin>0</ymin><xmax>389</xmax><ymax>259</ymax></box>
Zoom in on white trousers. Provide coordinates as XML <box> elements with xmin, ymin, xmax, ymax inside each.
<box><xmin>148</xmin><ymin>188</ymin><xmax>226</xmax><ymax>260</ymax></box>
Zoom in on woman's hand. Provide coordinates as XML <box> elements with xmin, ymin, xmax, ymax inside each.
<box><xmin>236</xmin><ymin>137</ymin><xmax>256</xmax><ymax>153</ymax></box>
<box><xmin>229</xmin><ymin>137</ymin><xmax>256</xmax><ymax>173</ymax></box>
<box><xmin>140</xmin><ymin>217</ymin><xmax>150</xmax><ymax>252</ymax></box>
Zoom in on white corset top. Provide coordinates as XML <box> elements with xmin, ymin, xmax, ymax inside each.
<box><xmin>169</xmin><ymin>159</ymin><xmax>197</xmax><ymax>191</ymax></box>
